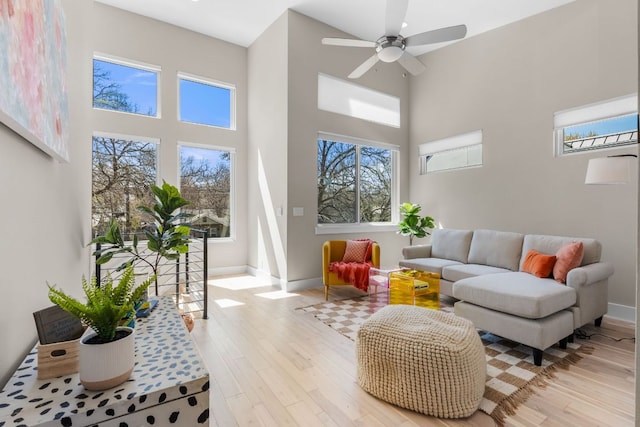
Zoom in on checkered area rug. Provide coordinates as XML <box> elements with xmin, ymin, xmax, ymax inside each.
<box><xmin>298</xmin><ymin>293</ymin><xmax>590</xmax><ymax>425</ymax></box>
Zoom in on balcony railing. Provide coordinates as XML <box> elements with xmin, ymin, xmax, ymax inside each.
<box><xmin>95</xmin><ymin>228</ymin><xmax>209</xmax><ymax>319</ymax></box>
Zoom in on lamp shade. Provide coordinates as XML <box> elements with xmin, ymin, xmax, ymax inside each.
<box><xmin>584</xmin><ymin>156</ymin><xmax>631</xmax><ymax>184</ymax></box>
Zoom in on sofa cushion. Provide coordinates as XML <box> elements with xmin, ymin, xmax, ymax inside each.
<box><xmin>431</xmin><ymin>229</ymin><xmax>473</xmax><ymax>263</ymax></box>
<box><xmin>520</xmin><ymin>234</ymin><xmax>600</xmax><ymax>270</ymax></box>
<box><xmin>442</xmin><ymin>264</ymin><xmax>511</xmax><ymax>283</ymax></box>
<box><xmin>399</xmin><ymin>258</ymin><xmax>463</xmax><ymax>276</ymax></box>
<box><xmin>522</xmin><ymin>250</ymin><xmax>556</xmax><ymax>278</ymax></box>
<box><xmin>453</xmin><ymin>272</ymin><xmax>576</xmax><ymax>319</ymax></box>
<box><xmin>553</xmin><ymin>242</ymin><xmax>584</xmax><ymax>283</ymax></box>
<box><xmin>467</xmin><ymin>229</ymin><xmax>524</xmax><ymax>271</ymax></box>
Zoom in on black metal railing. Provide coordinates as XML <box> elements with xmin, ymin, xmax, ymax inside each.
<box><xmin>94</xmin><ymin>228</ymin><xmax>208</xmax><ymax>319</ymax></box>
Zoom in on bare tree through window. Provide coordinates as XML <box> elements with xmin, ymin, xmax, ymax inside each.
<box><xmin>180</xmin><ymin>147</ymin><xmax>231</xmax><ymax>238</ymax></box>
<box><xmin>92</xmin><ymin>136</ymin><xmax>157</xmax><ymax>239</ymax></box>
<box><xmin>317</xmin><ymin>138</ymin><xmax>392</xmax><ymax>224</ymax></box>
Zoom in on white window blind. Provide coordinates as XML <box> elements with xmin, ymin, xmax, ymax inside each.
<box><xmin>317</xmin><ymin>73</ymin><xmax>400</xmax><ymax>128</ymax></box>
<box><xmin>419</xmin><ymin>130</ymin><xmax>482</xmax><ymax>155</ymax></box>
<box><xmin>554</xmin><ymin>94</ymin><xmax>637</xmax><ymax>128</ymax></box>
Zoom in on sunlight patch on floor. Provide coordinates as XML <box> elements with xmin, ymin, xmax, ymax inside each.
<box><xmin>254</xmin><ymin>290</ymin><xmax>299</xmax><ymax>300</ymax></box>
<box><xmin>209</xmin><ymin>275</ymin><xmax>275</xmax><ymax>290</ymax></box>
<box><xmin>214</xmin><ymin>298</ymin><xmax>245</xmax><ymax>308</ymax></box>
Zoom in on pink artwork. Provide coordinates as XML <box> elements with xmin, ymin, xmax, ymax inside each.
<box><xmin>0</xmin><ymin>0</ymin><xmax>69</xmax><ymax>162</ymax></box>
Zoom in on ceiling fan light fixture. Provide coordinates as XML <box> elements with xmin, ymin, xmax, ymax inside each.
<box><xmin>377</xmin><ymin>45</ymin><xmax>404</xmax><ymax>62</ymax></box>
<box><xmin>375</xmin><ymin>35</ymin><xmax>405</xmax><ymax>62</ymax></box>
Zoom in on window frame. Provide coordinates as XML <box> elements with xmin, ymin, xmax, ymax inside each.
<box><xmin>92</xmin><ymin>53</ymin><xmax>161</xmax><ymax>118</ymax></box>
<box><xmin>177</xmin><ymin>141</ymin><xmax>236</xmax><ymax>241</ymax></box>
<box><xmin>554</xmin><ymin>94</ymin><xmax>638</xmax><ymax>156</ymax></box>
<box><xmin>177</xmin><ymin>71</ymin><xmax>236</xmax><ymax>130</ymax></box>
<box><xmin>315</xmin><ymin>132</ymin><xmax>399</xmax><ymax>235</ymax></box>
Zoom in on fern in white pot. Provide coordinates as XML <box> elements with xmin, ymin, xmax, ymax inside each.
<box><xmin>48</xmin><ymin>265</ymin><xmax>153</xmax><ymax>390</ymax></box>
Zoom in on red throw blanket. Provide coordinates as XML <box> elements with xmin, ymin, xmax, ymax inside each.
<box><xmin>329</xmin><ymin>261</ymin><xmax>373</xmax><ymax>292</ymax></box>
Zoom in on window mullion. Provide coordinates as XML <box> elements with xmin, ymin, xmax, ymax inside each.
<box><xmin>355</xmin><ymin>145</ymin><xmax>361</xmax><ymax>224</ymax></box>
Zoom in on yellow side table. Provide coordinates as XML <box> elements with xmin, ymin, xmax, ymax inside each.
<box><xmin>389</xmin><ymin>269</ymin><xmax>440</xmax><ymax>310</ymax></box>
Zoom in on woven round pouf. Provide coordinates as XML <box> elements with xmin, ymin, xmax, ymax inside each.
<box><xmin>356</xmin><ymin>305</ymin><xmax>486</xmax><ymax>418</ymax></box>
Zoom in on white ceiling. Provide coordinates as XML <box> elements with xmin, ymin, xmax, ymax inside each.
<box><xmin>95</xmin><ymin>0</ymin><xmax>575</xmax><ymax>56</ymax></box>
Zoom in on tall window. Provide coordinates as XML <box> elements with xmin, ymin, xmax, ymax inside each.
<box><xmin>178</xmin><ymin>72</ymin><xmax>235</xmax><ymax>129</ymax></box>
<box><xmin>93</xmin><ymin>56</ymin><xmax>159</xmax><ymax>117</ymax></box>
<box><xmin>555</xmin><ymin>94</ymin><xmax>638</xmax><ymax>155</ymax></box>
<box><xmin>92</xmin><ymin>134</ymin><xmax>158</xmax><ymax>239</ymax></box>
<box><xmin>317</xmin><ymin>134</ymin><xmax>395</xmax><ymax>225</ymax></box>
<box><xmin>180</xmin><ymin>145</ymin><xmax>233</xmax><ymax>238</ymax></box>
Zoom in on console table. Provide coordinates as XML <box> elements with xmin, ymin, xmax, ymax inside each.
<box><xmin>0</xmin><ymin>296</ymin><xmax>209</xmax><ymax>426</ymax></box>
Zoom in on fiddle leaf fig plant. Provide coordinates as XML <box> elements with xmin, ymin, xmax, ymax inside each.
<box><xmin>48</xmin><ymin>265</ymin><xmax>153</xmax><ymax>343</ymax></box>
<box><xmin>397</xmin><ymin>202</ymin><xmax>435</xmax><ymax>245</ymax></box>
<box><xmin>89</xmin><ymin>181</ymin><xmax>192</xmax><ymax>289</ymax></box>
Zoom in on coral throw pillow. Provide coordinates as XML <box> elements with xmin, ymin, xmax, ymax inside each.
<box><xmin>342</xmin><ymin>240</ymin><xmax>370</xmax><ymax>263</ymax></box>
<box><xmin>522</xmin><ymin>250</ymin><xmax>557</xmax><ymax>278</ymax></box>
<box><xmin>553</xmin><ymin>241</ymin><xmax>584</xmax><ymax>284</ymax></box>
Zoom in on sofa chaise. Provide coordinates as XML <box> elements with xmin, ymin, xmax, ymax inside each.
<box><xmin>400</xmin><ymin>228</ymin><xmax>613</xmax><ymax>365</ymax></box>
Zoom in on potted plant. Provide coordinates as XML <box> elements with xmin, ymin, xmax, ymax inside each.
<box><xmin>48</xmin><ymin>265</ymin><xmax>153</xmax><ymax>390</ymax></box>
<box><xmin>89</xmin><ymin>181</ymin><xmax>192</xmax><ymax>293</ymax></box>
<box><xmin>397</xmin><ymin>202</ymin><xmax>435</xmax><ymax>245</ymax></box>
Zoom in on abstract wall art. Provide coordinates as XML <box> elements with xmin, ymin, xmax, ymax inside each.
<box><xmin>0</xmin><ymin>0</ymin><xmax>69</xmax><ymax>162</ymax></box>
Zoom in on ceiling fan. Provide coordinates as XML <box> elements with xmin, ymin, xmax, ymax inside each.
<box><xmin>322</xmin><ymin>0</ymin><xmax>467</xmax><ymax>79</ymax></box>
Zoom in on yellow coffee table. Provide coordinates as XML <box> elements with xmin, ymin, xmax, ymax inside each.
<box><xmin>389</xmin><ymin>269</ymin><xmax>440</xmax><ymax>310</ymax></box>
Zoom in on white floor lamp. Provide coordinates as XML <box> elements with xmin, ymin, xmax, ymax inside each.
<box><xmin>585</xmin><ymin>154</ymin><xmax>638</xmax><ymax>185</ymax></box>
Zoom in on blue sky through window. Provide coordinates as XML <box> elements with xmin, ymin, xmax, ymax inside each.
<box><xmin>179</xmin><ymin>78</ymin><xmax>231</xmax><ymax>128</ymax></box>
<box><xmin>181</xmin><ymin>145</ymin><xmax>226</xmax><ymax>164</ymax></box>
<box><xmin>565</xmin><ymin>114</ymin><xmax>638</xmax><ymax>139</ymax></box>
<box><xmin>93</xmin><ymin>59</ymin><xmax>157</xmax><ymax>116</ymax></box>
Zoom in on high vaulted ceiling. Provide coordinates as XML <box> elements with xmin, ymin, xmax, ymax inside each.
<box><xmin>95</xmin><ymin>0</ymin><xmax>575</xmax><ymax>57</ymax></box>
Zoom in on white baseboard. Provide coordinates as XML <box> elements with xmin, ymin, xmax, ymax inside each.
<box><xmin>286</xmin><ymin>277</ymin><xmax>323</xmax><ymax>292</ymax></box>
<box><xmin>208</xmin><ymin>265</ymin><xmax>250</xmax><ymax>277</ymax></box>
<box><xmin>605</xmin><ymin>302</ymin><xmax>636</xmax><ymax>324</ymax></box>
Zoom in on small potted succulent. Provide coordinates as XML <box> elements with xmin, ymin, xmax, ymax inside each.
<box><xmin>48</xmin><ymin>264</ymin><xmax>153</xmax><ymax>390</ymax></box>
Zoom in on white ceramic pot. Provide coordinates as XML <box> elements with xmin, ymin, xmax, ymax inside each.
<box><xmin>79</xmin><ymin>326</ymin><xmax>135</xmax><ymax>391</ymax></box>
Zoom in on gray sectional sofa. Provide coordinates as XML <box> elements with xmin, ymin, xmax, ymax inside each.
<box><xmin>400</xmin><ymin>228</ymin><xmax>613</xmax><ymax>365</ymax></box>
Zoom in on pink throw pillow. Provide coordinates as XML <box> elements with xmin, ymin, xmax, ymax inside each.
<box><xmin>553</xmin><ymin>242</ymin><xmax>584</xmax><ymax>284</ymax></box>
<box><xmin>342</xmin><ymin>240</ymin><xmax>370</xmax><ymax>263</ymax></box>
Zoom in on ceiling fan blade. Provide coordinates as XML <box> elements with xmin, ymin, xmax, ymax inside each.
<box><xmin>405</xmin><ymin>24</ymin><xmax>468</xmax><ymax>46</ymax></box>
<box><xmin>385</xmin><ymin>0</ymin><xmax>409</xmax><ymax>36</ymax></box>
<box><xmin>397</xmin><ymin>52</ymin><xmax>426</xmax><ymax>76</ymax></box>
<box><xmin>349</xmin><ymin>54</ymin><xmax>380</xmax><ymax>79</ymax></box>
<box><xmin>322</xmin><ymin>37</ymin><xmax>376</xmax><ymax>48</ymax></box>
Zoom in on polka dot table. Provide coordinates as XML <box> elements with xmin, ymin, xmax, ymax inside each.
<box><xmin>0</xmin><ymin>296</ymin><xmax>209</xmax><ymax>426</ymax></box>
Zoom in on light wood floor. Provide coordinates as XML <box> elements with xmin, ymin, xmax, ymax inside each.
<box><xmin>190</xmin><ymin>276</ymin><xmax>636</xmax><ymax>426</ymax></box>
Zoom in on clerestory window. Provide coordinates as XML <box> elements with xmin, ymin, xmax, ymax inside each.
<box><xmin>554</xmin><ymin>94</ymin><xmax>638</xmax><ymax>156</ymax></box>
<box><xmin>419</xmin><ymin>130</ymin><xmax>483</xmax><ymax>174</ymax></box>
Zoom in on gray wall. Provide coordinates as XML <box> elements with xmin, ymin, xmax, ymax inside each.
<box><xmin>247</xmin><ymin>13</ymin><xmax>289</xmax><ymax>282</ymax></box>
<box><xmin>0</xmin><ymin>0</ymin><xmax>92</xmax><ymax>387</ymax></box>
<box><xmin>409</xmin><ymin>0</ymin><xmax>637</xmax><ymax>312</ymax></box>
